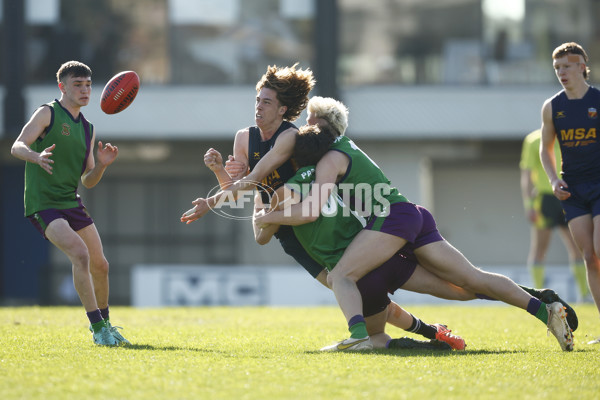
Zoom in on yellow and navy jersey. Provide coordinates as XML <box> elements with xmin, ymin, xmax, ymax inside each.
<box><xmin>248</xmin><ymin>121</ymin><xmax>297</xmax><ymax>203</ymax></box>
<box><xmin>551</xmin><ymin>87</ymin><xmax>600</xmax><ymax>184</ymax></box>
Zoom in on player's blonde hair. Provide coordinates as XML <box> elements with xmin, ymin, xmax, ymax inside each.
<box><xmin>307</xmin><ymin>96</ymin><xmax>348</xmax><ymax>136</ymax></box>
<box><xmin>256</xmin><ymin>63</ymin><xmax>315</xmax><ymax>122</ymax></box>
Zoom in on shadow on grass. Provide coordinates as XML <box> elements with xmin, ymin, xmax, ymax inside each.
<box><xmin>304</xmin><ymin>348</ymin><xmax>526</xmax><ymax>357</ymax></box>
<box><xmin>118</xmin><ymin>343</ymin><xmax>215</xmax><ymax>353</ymax></box>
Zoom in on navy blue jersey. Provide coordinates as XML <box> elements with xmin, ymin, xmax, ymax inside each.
<box><xmin>247</xmin><ymin>121</ymin><xmax>297</xmax><ymax>203</ymax></box>
<box><xmin>551</xmin><ymin>87</ymin><xmax>600</xmax><ymax>184</ymax></box>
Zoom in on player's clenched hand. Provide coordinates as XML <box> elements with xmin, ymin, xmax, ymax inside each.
<box><xmin>225</xmin><ymin>156</ymin><xmax>247</xmax><ymax>179</ymax></box>
<box><xmin>180</xmin><ymin>198</ymin><xmax>210</xmax><ymax>224</ymax></box>
<box><xmin>552</xmin><ymin>180</ymin><xmax>571</xmax><ymax>201</ymax></box>
<box><xmin>37</xmin><ymin>143</ymin><xmax>56</xmax><ymax>174</ymax></box>
<box><xmin>204</xmin><ymin>148</ymin><xmax>223</xmax><ymax>172</ymax></box>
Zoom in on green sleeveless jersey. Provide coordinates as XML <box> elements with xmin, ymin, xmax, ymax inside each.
<box><xmin>287</xmin><ymin>166</ymin><xmax>365</xmax><ymax>271</ymax></box>
<box><xmin>330</xmin><ymin>136</ymin><xmax>407</xmax><ymax>217</ymax></box>
<box><xmin>24</xmin><ymin>100</ymin><xmax>92</xmax><ymax>215</ymax></box>
<box><xmin>519</xmin><ymin>129</ymin><xmax>561</xmax><ymax>195</ymax></box>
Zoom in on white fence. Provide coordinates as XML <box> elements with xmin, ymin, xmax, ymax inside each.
<box><xmin>131</xmin><ymin>264</ymin><xmax>580</xmax><ymax>307</ymax></box>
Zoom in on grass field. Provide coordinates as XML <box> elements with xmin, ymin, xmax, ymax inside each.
<box><xmin>1</xmin><ymin>304</ymin><xmax>599</xmax><ymax>400</ymax></box>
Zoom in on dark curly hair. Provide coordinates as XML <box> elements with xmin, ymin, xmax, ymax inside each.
<box><xmin>293</xmin><ymin>125</ymin><xmax>336</xmax><ymax>168</ymax></box>
<box><xmin>256</xmin><ymin>63</ymin><xmax>315</xmax><ymax>122</ymax></box>
<box><xmin>56</xmin><ymin>60</ymin><xmax>92</xmax><ymax>83</ymax></box>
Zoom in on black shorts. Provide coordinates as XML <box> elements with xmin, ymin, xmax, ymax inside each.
<box><xmin>534</xmin><ymin>194</ymin><xmax>567</xmax><ymax>229</ymax></box>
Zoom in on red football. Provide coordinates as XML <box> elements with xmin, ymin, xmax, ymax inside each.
<box><xmin>100</xmin><ymin>71</ymin><xmax>140</xmax><ymax>114</ymax></box>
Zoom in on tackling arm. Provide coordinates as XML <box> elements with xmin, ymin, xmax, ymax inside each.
<box><xmin>255</xmin><ymin>150</ymin><xmax>347</xmax><ymax>227</ymax></box>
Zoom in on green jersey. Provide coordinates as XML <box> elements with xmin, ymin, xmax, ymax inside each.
<box><xmin>519</xmin><ymin>129</ymin><xmax>561</xmax><ymax>195</ymax></box>
<box><xmin>24</xmin><ymin>100</ymin><xmax>93</xmax><ymax>216</ymax></box>
<box><xmin>287</xmin><ymin>166</ymin><xmax>365</xmax><ymax>271</ymax></box>
<box><xmin>330</xmin><ymin>136</ymin><xmax>407</xmax><ymax>217</ymax></box>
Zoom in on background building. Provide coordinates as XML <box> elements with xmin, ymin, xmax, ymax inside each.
<box><xmin>1</xmin><ymin>0</ymin><xmax>599</xmax><ymax>305</ymax></box>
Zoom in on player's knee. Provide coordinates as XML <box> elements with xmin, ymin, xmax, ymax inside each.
<box><xmin>69</xmin><ymin>247</ymin><xmax>90</xmax><ymax>269</ymax></box>
<box><xmin>582</xmin><ymin>250</ymin><xmax>598</xmax><ymax>267</ymax></box>
<box><xmin>328</xmin><ymin>266</ymin><xmax>359</xmax><ymax>283</ymax></box>
<box><xmin>91</xmin><ymin>257</ymin><xmax>109</xmax><ymax>276</ymax></box>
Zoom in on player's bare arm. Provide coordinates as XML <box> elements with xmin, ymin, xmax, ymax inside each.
<box><xmin>81</xmin><ymin>127</ymin><xmax>118</xmax><ymax>189</ymax></box>
<box><xmin>539</xmin><ymin>100</ymin><xmax>569</xmax><ymax>200</ymax></box>
<box><xmin>181</xmin><ymin>128</ymin><xmax>297</xmax><ymax>223</ymax></box>
<box><xmin>224</xmin><ymin>128</ymin><xmax>250</xmax><ymax>181</ymax></box>
<box><xmin>256</xmin><ymin>150</ymin><xmax>348</xmax><ymax>227</ymax></box>
<box><xmin>10</xmin><ymin>106</ymin><xmax>55</xmax><ymax>174</ymax></box>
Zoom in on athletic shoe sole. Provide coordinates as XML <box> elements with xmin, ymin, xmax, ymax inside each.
<box><xmin>539</xmin><ymin>289</ymin><xmax>578</xmax><ymax>331</ymax></box>
<box><xmin>547</xmin><ymin>302</ymin><xmax>574</xmax><ymax>351</ymax></box>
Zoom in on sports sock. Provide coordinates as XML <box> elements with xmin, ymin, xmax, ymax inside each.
<box><xmin>90</xmin><ymin>320</ymin><xmax>107</xmax><ymax>333</ymax></box>
<box><xmin>530</xmin><ymin>263</ymin><xmax>545</xmax><ymax>288</ymax></box>
<box><xmin>348</xmin><ymin>315</ymin><xmax>368</xmax><ymax>339</ymax></box>
<box><xmin>100</xmin><ymin>306</ymin><xmax>110</xmax><ymax>321</ymax></box>
<box><xmin>406</xmin><ymin>315</ymin><xmax>437</xmax><ymax>340</ymax></box>
<box><xmin>87</xmin><ymin>309</ymin><xmax>104</xmax><ymax>330</ymax></box>
<box><xmin>571</xmin><ymin>262</ymin><xmax>590</xmax><ymax>298</ymax></box>
<box><xmin>526</xmin><ymin>297</ymin><xmax>548</xmax><ymax>324</ymax></box>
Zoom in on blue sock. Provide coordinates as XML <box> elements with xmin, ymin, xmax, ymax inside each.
<box><xmin>86</xmin><ymin>309</ymin><xmax>103</xmax><ymax>325</ymax></box>
<box><xmin>526</xmin><ymin>297</ymin><xmax>542</xmax><ymax>316</ymax></box>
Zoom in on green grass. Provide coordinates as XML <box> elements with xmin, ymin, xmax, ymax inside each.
<box><xmin>1</xmin><ymin>305</ymin><xmax>599</xmax><ymax>400</ymax></box>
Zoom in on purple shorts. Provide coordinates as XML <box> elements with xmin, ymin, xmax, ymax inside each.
<box><xmin>357</xmin><ymin>252</ymin><xmax>417</xmax><ymax>317</ymax></box>
<box><xmin>365</xmin><ymin>202</ymin><xmax>444</xmax><ymax>257</ymax></box>
<box><xmin>27</xmin><ymin>201</ymin><xmax>94</xmax><ymax>240</ymax></box>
